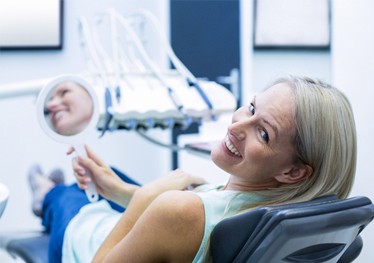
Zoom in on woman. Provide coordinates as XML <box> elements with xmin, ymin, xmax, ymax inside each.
<box><xmin>45</xmin><ymin>81</ymin><xmax>93</xmax><ymax>136</ymax></box>
<box><xmin>31</xmin><ymin>75</ymin><xmax>356</xmax><ymax>262</ymax></box>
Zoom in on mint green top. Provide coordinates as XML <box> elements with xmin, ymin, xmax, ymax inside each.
<box><xmin>192</xmin><ymin>185</ymin><xmax>262</xmax><ymax>263</ymax></box>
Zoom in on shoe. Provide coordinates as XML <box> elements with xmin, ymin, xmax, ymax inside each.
<box><xmin>48</xmin><ymin>168</ymin><xmax>65</xmax><ymax>185</ymax></box>
<box><xmin>28</xmin><ymin>164</ymin><xmax>43</xmax><ymax>192</ymax></box>
<box><xmin>28</xmin><ymin>164</ymin><xmax>55</xmax><ymax>217</ymax></box>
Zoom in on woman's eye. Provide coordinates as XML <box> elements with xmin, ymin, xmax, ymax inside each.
<box><xmin>60</xmin><ymin>89</ymin><xmax>70</xmax><ymax>97</ymax></box>
<box><xmin>260</xmin><ymin>129</ymin><xmax>269</xmax><ymax>143</ymax></box>
<box><xmin>249</xmin><ymin>102</ymin><xmax>268</xmax><ymax>143</ymax></box>
<box><xmin>249</xmin><ymin>103</ymin><xmax>255</xmax><ymax>115</ymax></box>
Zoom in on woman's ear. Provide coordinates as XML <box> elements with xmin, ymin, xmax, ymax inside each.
<box><xmin>275</xmin><ymin>164</ymin><xmax>313</xmax><ymax>184</ymax></box>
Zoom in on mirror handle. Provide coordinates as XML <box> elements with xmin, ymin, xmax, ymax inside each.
<box><xmin>74</xmin><ymin>144</ymin><xmax>99</xmax><ymax>202</ymax></box>
<box><xmin>85</xmin><ymin>180</ymin><xmax>99</xmax><ymax>202</ymax></box>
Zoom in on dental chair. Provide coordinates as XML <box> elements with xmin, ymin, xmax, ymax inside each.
<box><xmin>1</xmin><ymin>195</ymin><xmax>373</xmax><ymax>263</ymax></box>
<box><xmin>210</xmin><ymin>195</ymin><xmax>374</xmax><ymax>263</ymax></box>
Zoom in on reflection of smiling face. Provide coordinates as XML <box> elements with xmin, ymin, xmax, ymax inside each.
<box><xmin>46</xmin><ymin>82</ymin><xmax>93</xmax><ymax>136</ymax></box>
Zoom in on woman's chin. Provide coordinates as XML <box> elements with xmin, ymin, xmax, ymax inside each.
<box><xmin>55</xmin><ymin>124</ymin><xmax>75</xmax><ymax>136</ymax></box>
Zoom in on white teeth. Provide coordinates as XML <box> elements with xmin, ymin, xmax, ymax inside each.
<box><xmin>225</xmin><ymin>136</ymin><xmax>242</xmax><ymax>157</ymax></box>
<box><xmin>54</xmin><ymin>111</ymin><xmax>64</xmax><ymax>122</ymax></box>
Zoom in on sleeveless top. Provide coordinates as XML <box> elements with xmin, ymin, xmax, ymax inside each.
<box><xmin>191</xmin><ymin>185</ymin><xmax>262</xmax><ymax>262</ymax></box>
<box><xmin>62</xmin><ymin>185</ymin><xmax>261</xmax><ymax>262</ymax></box>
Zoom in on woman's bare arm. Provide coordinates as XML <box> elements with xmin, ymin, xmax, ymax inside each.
<box><xmin>72</xmin><ymin>146</ymin><xmax>207</xmax><ymax>262</ymax></box>
<box><xmin>93</xmin><ymin>190</ymin><xmax>205</xmax><ymax>263</ymax></box>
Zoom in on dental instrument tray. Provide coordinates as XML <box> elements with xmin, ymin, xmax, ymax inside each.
<box><xmin>91</xmin><ymin>71</ymin><xmax>237</xmax><ymax>131</ymax></box>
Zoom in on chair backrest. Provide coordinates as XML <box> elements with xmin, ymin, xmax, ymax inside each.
<box><xmin>210</xmin><ymin>195</ymin><xmax>374</xmax><ymax>263</ymax></box>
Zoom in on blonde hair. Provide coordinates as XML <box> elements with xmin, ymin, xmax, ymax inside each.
<box><xmin>251</xmin><ymin>76</ymin><xmax>357</xmax><ymax>207</ymax></box>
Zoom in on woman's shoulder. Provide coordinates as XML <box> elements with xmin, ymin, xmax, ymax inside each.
<box><xmin>148</xmin><ymin>191</ymin><xmax>205</xmax><ymax>242</ymax></box>
<box><xmin>154</xmin><ymin>190</ymin><xmax>205</xmax><ymax>219</ymax></box>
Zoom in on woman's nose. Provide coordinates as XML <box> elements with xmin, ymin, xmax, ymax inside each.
<box><xmin>46</xmin><ymin>98</ymin><xmax>59</xmax><ymax>111</ymax></box>
<box><xmin>228</xmin><ymin>118</ymin><xmax>249</xmax><ymax>141</ymax></box>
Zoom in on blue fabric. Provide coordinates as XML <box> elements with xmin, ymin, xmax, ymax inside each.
<box><xmin>41</xmin><ymin>167</ymin><xmax>140</xmax><ymax>263</ymax></box>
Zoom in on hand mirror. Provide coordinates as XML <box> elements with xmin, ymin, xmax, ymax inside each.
<box><xmin>36</xmin><ymin>75</ymin><xmax>99</xmax><ymax>202</ymax></box>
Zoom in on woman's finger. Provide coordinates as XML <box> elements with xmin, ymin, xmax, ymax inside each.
<box><xmin>74</xmin><ymin>170</ymin><xmax>89</xmax><ymax>189</ymax></box>
<box><xmin>72</xmin><ymin>157</ymin><xmax>87</xmax><ymax>176</ymax></box>
<box><xmin>66</xmin><ymin>147</ymin><xmax>75</xmax><ymax>155</ymax></box>
<box><xmin>84</xmin><ymin>145</ymin><xmax>108</xmax><ymax>167</ymax></box>
<box><xmin>77</xmin><ymin>155</ymin><xmax>103</xmax><ymax>178</ymax></box>
<box><xmin>170</xmin><ymin>169</ymin><xmax>208</xmax><ymax>186</ymax></box>
<box><xmin>187</xmin><ymin>174</ymin><xmax>208</xmax><ymax>186</ymax></box>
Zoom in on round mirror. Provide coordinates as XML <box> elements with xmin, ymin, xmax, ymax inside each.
<box><xmin>36</xmin><ymin>74</ymin><xmax>100</xmax><ymax>202</ymax></box>
<box><xmin>37</xmin><ymin>75</ymin><xmax>99</xmax><ymax>144</ymax></box>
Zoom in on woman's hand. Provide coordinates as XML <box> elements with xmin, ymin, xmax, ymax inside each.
<box><xmin>68</xmin><ymin>145</ymin><xmax>139</xmax><ymax>207</ymax></box>
<box><xmin>135</xmin><ymin>168</ymin><xmax>208</xmax><ymax>203</ymax></box>
<box><xmin>145</xmin><ymin>168</ymin><xmax>207</xmax><ymax>191</ymax></box>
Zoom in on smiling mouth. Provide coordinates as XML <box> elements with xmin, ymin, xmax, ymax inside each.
<box><xmin>51</xmin><ymin>110</ymin><xmax>66</xmax><ymax>125</ymax></box>
<box><xmin>225</xmin><ymin>136</ymin><xmax>242</xmax><ymax>157</ymax></box>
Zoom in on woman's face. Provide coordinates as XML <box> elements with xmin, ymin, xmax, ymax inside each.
<box><xmin>46</xmin><ymin>82</ymin><xmax>93</xmax><ymax>136</ymax></box>
<box><xmin>211</xmin><ymin>83</ymin><xmax>297</xmax><ymax>188</ymax></box>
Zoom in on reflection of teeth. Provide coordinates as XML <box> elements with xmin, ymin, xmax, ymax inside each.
<box><xmin>225</xmin><ymin>136</ymin><xmax>241</xmax><ymax>157</ymax></box>
<box><xmin>54</xmin><ymin>111</ymin><xmax>64</xmax><ymax>122</ymax></box>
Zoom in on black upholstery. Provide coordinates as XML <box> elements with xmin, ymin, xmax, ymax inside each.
<box><xmin>210</xmin><ymin>195</ymin><xmax>374</xmax><ymax>263</ymax></box>
<box><xmin>1</xmin><ymin>195</ymin><xmax>373</xmax><ymax>263</ymax></box>
<box><xmin>338</xmin><ymin>235</ymin><xmax>363</xmax><ymax>263</ymax></box>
